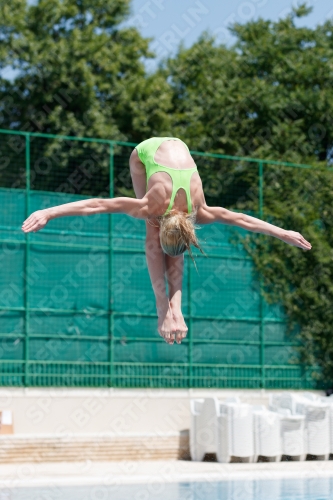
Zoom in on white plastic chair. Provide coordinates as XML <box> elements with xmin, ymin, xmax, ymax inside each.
<box><xmin>295</xmin><ymin>399</ymin><xmax>330</xmax><ymax>459</ymax></box>
<box><xmin>190</xmin><ymin>398</ymin><xmax>219</xmax><ymax>461</ymax></box>
<box><xmin>301</xmin><ymin>392</ymin><xmax>320</xmax><ymax>402</ymax></box>
<box><xmin>190</xmin><ymin>397</ymin><xmax>255</xmax><ymax>463</ymax></box>
<box><xmin>217</xmin><ymin>401</ymin><xmax>254</xmax><ymax>463</ymax></box>
<box><xmin>320</xmin><ymin>397</ymin><xmax>333</xmax><ymax>455</ymax></box>
<box><xmin>223</xmin><ymin>396</ymin><xmax>241</xmax><ymax>404</ymax></box>
<box><xmin>268</xmin><ymin>394</ymin><xmax>278</xmax><ymax>410</ymax></box>
<box><xmin>270</xmin><ymin>393</ymin><xmax>330</xmax><ymax>459</ymax></box>
<box><xmin>278</xmin><ymin>409</ymin><xmax>306</xmax><ymax>460</ymax></box>
<box><xmin>252</xmin><ymin>406</ymin><xmax>282</xmax><ymax>462</ymax></box>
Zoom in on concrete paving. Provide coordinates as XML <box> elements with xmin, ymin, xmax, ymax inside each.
<box><xmin>1</xmin><ymin>459</ymin><xmax>333</xmax><ymax>488</ymax></box>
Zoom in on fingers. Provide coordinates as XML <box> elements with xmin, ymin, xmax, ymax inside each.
<box><xmin>22</xmin><ymin>211</ymin><xmax>48</xmax><ymax>234</ymax></box>
<box><xmin>22</xmin><ymin>218</ymin><xmax>45</xmax><ymax>233</ymax></box>
<box><xmin>285</xmin><ymin>231</ymin><xmax>312</xmax><ymax>251</ymax></box>
<box><xmin>298</xmin><ymin>237</ymin><xmax>311</xmax><ymax>250</ymax></box>
<box><xmin>22</xmin><ymin>215</ymin><xmax>38</xmax><ymax>233</ymax></box>
<box><xmin>302</xmin><ymin>238</ymin><xmax>312</xmax><ymax>250</ymax></box>
<box><xmin>21</xmin><ymin>218</ymin><xmax>32</xmax><ymax>232</ymax></box>
<box><xmin>297</xmin><ymin>232</ymin><xmax>311</xmax><ymax>250</ymax></box>
<box><xmin>22</xmin><ymin>221</ymin><xmax>38</xmax><ymax>233</ymax></box>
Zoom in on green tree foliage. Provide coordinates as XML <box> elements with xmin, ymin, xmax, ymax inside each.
<box><xmin>164</xmin><ymin>7</ymin><xmax>333</xmax><ymax>164</ymax></box>
<box><xmin>0</xmin><ymin>0</ymin><xmax>172</xmax><ymax>195</ymax></box>
<box><xmin>0</xmin><ymin>0</ymin><xmax>172</xmax><ymax>140</ymax></box>
<box><xmin>241</xmin><ymin>163</ymin><xmax>333</xmax><ymax>386</ymax></box>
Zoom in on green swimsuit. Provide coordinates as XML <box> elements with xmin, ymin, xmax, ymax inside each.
<box><xmin>135</xmin><ymin>137</ymin><xmax>197</xmax><ymax>215</ymax></box>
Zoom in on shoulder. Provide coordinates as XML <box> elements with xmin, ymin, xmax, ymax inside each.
<box><xmin>195</xmin><ymin>205</ymin><xmax>225</xmax><ymax>225</ymax></box>
<box><xmin>195</xmin><ymin>205</ymin><xmax>214</xmax><ymax>225</ymax></box>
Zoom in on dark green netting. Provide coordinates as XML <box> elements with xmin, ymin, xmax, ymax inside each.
<box><xmin>192</xmin><ymin>320</ymin><xmax>260</xmax><ymax>342</ymax></box>
<box><xmin>0</xmin><ymin>131</ymin><xmax>317</xmax><ymax>388</ymax></box>
<box><xmin>29</xmin><ymin>136</ymin><xmax>110</xmax><ymax>196</ymax></box>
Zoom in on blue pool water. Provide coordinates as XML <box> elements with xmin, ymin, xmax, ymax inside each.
<box><xmin>3</xmin><ymin>478</ymin><xmax>333</xmax><ymax>500</ymax></box>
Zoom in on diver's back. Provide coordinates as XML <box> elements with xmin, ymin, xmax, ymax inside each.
<box><xmin>154</xmin><ymin>139</ymin><xmax>195</xmax><ymax>170</ymax></box>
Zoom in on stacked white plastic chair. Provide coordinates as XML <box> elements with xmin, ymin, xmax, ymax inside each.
<box><xmin>281</xmin><ymin>409</ymin><xmax>306</xmax><ymax>460</ymax></box>
<box><xmin>294</xmin><ymin>394</ymin><xmax>330</xmax><ymax>459</ymax></box>
<box><xmin>190</xmin><ymin>397</ymin><xmax>219</xmax><ymax>461</ymax></box>
<box><xmin>252</xmin><ymin>405</ymin><xmax>282</xmax><ymax>462</ymax></box>
<box><xmin>270</xmin><ymin>392</ymin><xmax>330</xmax><ymax>459</ymax></box>
<box><xmin>190</xmin><ymin>397</ymin><xmax>255</xmax><ymax>463</ymax></box>
<box><xmin>269</xmin><ymin>394</ymin><xmax>306</xmax><ymax>460</ymax></box>
<box><xmin>191</xmin><ymin>393</ymin><xmax>331</xmax><ymax>463</ymax></box>
<box><xmin>218</xmin><ymin>399</ymin><xmax>254</xmax><ymax>463</ymax></box>
<box><xmin>320</xmin><ymin>394</ymin><xmax>333</xmax><ymax>457</ymax></box>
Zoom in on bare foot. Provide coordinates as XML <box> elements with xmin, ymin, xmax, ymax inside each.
<box><xmin>157</xmin><ymin>304</ymin><xmax>188</xmax><ymax>345</ymax></box>
<box><xmin>170</xmin><ymin>307</ymin><xmax>188</xmax><ymax>344</ymax></box>
<box><xmin>157</xmin><ymin>304</ymin><xmax>177</xmax><ymax>345</ymax></box>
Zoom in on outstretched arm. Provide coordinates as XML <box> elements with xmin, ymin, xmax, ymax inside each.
<box><xmin>22</xmin><ymin>197</ymin><xmax>148</xmax><ymax>233</ymax></box>
<box><xmin>197</xmin><ymin>206</ymin><xmax>311</xmax><ymax>250</ymax></box>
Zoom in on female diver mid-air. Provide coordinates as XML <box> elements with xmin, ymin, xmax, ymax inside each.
<box><xmin>22</xmin><ymin>137</ymin><xmax>312</xmax><ymax>345</ymax></box>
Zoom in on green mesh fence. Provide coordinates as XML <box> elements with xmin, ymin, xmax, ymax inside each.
<box><xmin>0</xmin><ymin>129</ymin><xmax>320</xmax><ymax>388</ymax></box>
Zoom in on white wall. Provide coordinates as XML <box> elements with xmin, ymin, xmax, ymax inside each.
<box><xmin>0</xmin><ymin>388</ymin><xmax>324</xmax><ymax>435</ymax></box>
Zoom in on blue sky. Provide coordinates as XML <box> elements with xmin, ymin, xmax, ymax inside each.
<box><xmin>123</xmin><ymin>0</ymin><xmax>333</xmax><ymax>71</ymax></box>
<box><xmin>2</xmin><ymin>0</ymin><xmax>333</xmax><ymax>79</ymax></box>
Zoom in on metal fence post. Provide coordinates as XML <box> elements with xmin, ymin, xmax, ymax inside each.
<box><xmin>188</xmin><ymin>256</ymin><xmax>193</xmax><ymax>387</ymax></box>
<box><xmin>109</xmin><ymin>143</ymin><xmax>115</xmax><ymax>387</ymax></box>
<box><xmin>259</xmin><ymin>161</ymin><xmax>265</xmax><ymax>388</ymax></box>
<box><xmin>24</xmin><ymin>134</ymin><xmax>31</xmax><ymax>386</ymax></box>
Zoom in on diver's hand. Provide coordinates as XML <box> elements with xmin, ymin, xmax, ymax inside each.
<box><xmin>22</xmin><ymin>210</ymin><xmax>49</xmax><ymax>233</ymax></box>
<box><xmin>279</xmin><ymin>230</ymin><xmax>312</xmax><ymax>250</ymax></box>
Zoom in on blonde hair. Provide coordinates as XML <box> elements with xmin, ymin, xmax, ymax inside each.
<box><xmin>158</xmin><ymin>209</ymin><xmax>204</xmax><ymax>260</ymax></box>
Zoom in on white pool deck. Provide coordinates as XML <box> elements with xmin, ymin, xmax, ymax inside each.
<box><xmin>1</xmin><ymin>460</ymin><xmax>333</xmax><ymax>488</ymax></box>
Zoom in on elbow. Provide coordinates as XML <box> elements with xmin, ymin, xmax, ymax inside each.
<box><xmin>97</xmin><ymin>198</ymin><xmax>109</xmax><ymax>212</ymax></box>
<box><xmin>241</xmin><ymin>213</ymin><xmax>261</xmax><ymax>233</ymax></box>
<box><xmin>87</xmin><ymin>198</ymin><xmax>105</xmax><ymax>214</ymax></box>
<box><xmin>237</xmin><ymin>213</ymin><xmax>254</xmax><ymax>230</ymax></box>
